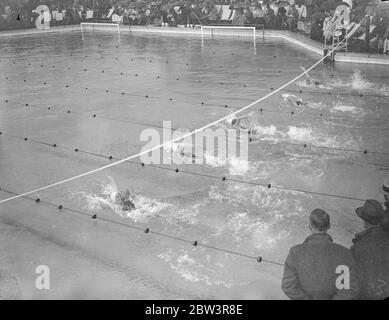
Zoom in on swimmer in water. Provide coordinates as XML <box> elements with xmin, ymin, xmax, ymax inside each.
<box><xmin>168</xmin><ymin>142</ymin><xmax>196</xmax><ymax>163</ymax></box>
<box><xmin>282</xmin><ymin>94</ymin><xmax>307</xmax><ymax>107</ymax></box>
<box><xmin>226</xmin><ymin>113</ymin><xmax>256</xmax><ymax>136</ymax></box>
<box><xmin>300</xmin><ymin>67</ymin><xmax>321</xmax><ymax>87</ymax></box>
<box><xmin>226</xmin><ymin>113</ymin><xmax>252</xmax><ymax>130</ymax></box>
<box><xmin>114</xmin><ymin>188</ymin><xmax>136</xmax><ymax>211</ymax></box>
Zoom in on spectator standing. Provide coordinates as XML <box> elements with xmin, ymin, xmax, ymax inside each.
<box><xmin>251</xmin><ymin>4</ymin><xmax>265</xmax><ymax>26</ymax></box>
<box><xmin>176</xmin><ymin>5</ymin><xmax>189</xmax><ymax>25</ymax></box>
<box><xmin>382</xmin><ymin>24</ymin><xmax>389</xmax><ymax>54</ymax></box>
<box><xmin>282</xmin><ymin>209</ymin><xmax>360</xmax><ymax>300</ymax></box>
<box><xmin>287</xmin><ymin>4</ymin><xmax>299</xmax><ymax>32</ymax></box>
<box><xmin>149</xmin><ymin>3</ymin><xmax>163</xmax><ymax>26</ymax></box>
<box><xmin>351</xmin><ymin>200</ymin><xmax>389</xmax><ymax>299</ymax></box>
<box><xmin>72</xmin><ymin>3</ymin><xmax>81</xmax><ymax>24</ymax></box>
<box><xmin>244</xmin><ymin>6</ymin><xmax>253</xmax><ymax>25</ymax></box>
<box><xmin>275</xmin><ymin>5</ymin><xmax>287</xmax><ymax>29</ymax></box>
<box><xmin>0</xmin><ymin>14</ymin><xmax>5</xmax><ymax>31</ymax></box>
<box><xmin>188</xmin><ymin>3</ymin><xmax>202</xmax><ymax>25</ymax></box>
<box><xmin>202</xmin><ymin>3</ymin><xmax>219</xmax><ymax>24</ymax></box>
<box><xmin>310</xmin><ymin>17</ymin><xmax>325</xmax><ymax>41</ymax></box>
<box><xmin>167</xmin><ymin>7</ymin><xmax>177</xmax><ymax>26</ymax></box>
<box><xmin>64</xmin><ymin>8</ymin><xmax>73</xmax><ymax>25</ymax></box>
<box><xmin>375</xmin><ymin>17</ymin><xmax>387</xmax><ymax>53</ymax></box>
<box><xmin>35</xmin><ymin>10</ymin><xmax>45</xmax><ymax>30</ymax></box>
<box><xmin>136</xmin><ymin>8</ymin><xmax>146</xmax><ymax>25</ymax></box>
<box><xmin>306</xmin><ymin>0</ymin><xmax>314</xmax><ymax>18</ymax></box>
<box><xmin>128</xmin><ymin>9</ymin><xmax>139</xmax><ymax>25</ymax></box>
<box><xmin>232</xmin><ymin>7</ymin><xmax>246</xmax><ymax>26</ymax></box>
<box><xmin>264</xmin><ymin>4</ymin><xmax>275</xmax><ymax>28</ymax></box>
<box><xmin>43</xmin><ymin>9</ymin><xmax>51</xmax><ymax>29</ymax></box>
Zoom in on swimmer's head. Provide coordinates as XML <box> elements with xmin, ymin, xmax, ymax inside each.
<box><xmin>226</xmin><ymin>115</ymin><xmax>237</xmax><ymax>125</ymax></box>
<box><xmin>114</xmin><ymin>192</ymin><xmax>121</xmax><ymax>203</ymax></box>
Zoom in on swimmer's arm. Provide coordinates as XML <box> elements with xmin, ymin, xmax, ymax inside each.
<box><xmin>300</xmin><ymin>66</ymin><xmax>311</xmax><ymax>79</ymax></box>
<box><xmin>130</xmin><ymin>187</ymin><xmax>138</xmax><ymax>200</ymax></box>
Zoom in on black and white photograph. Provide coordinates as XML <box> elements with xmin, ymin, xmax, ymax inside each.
<box><xmin>0</xmin><ymin>0</ymin><xmax>388</xmax><ymax>305</ymax></box>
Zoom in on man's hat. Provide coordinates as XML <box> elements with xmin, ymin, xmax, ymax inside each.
<box><xmin>355</xmin><ymin>199</ymin><xmax>384</xmax><ymax>225</ymax></box>
<box><xmin>383</xmin><ymin>176</ymin><xmax>389</xmax><ymax>194</ymax></box>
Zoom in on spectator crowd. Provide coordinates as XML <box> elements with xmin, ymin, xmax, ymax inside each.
<box><xmin>1</xmin><ymin>0</ymin><xmax>389</xmax><ymax>53</ymax></box>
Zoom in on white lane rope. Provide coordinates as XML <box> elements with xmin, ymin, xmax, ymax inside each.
<box><xmin>0</xmin><ymin>39</ymin><xmax>345</xmax><ymax>205</ymax></box>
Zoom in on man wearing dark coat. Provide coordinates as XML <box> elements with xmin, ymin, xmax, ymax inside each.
<box><xmin>351</xmin><ymin>199</ymin><xmax>389</xmax><ymax>300</ymax></box>
<box><xmin>381</xmin><ymin>177</ymin><xmax>389</xmax><ymax>232</ymax></box>
<box><xmin>282</xmin><ymin>209</ymin><xmax>360</xmax><ymax>300</ymax></box>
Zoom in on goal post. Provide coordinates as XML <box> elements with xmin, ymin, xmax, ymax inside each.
<box><xmin>80</xmin><ymin>22</ymin><xmax>121</xmax><ymax>41</ymax></box>
<box><xmin>200</xmin><ymin>25</ymin><xmax>262</xmax><ymax>46</ymax></box>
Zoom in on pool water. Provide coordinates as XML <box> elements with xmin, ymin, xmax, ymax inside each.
<box><xmin>0</xmin><ymin>30</ymin><xmax>388</xmax><ymax>299</ymax></box>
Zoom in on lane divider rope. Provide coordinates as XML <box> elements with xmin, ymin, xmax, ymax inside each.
<box><xmin>1</xmin><ymin>128</ymin><xmax>384</xmax><ymax>202</ymax></box>
<box><xmin>0</xmin><ymin>186</ymin><xmax>283</xmax><ymax>266</ymax></box>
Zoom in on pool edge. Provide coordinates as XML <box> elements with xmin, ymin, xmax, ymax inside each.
<box><xmin>1</xmin><ymin>25</ymin><xmax>389</xmax><ymax>66</ymax></box>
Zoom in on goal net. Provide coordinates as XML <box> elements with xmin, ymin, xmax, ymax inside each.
<box><xmin>81</xmin><ymin>22</ymin><xmax>121</xmax><ymax>41</ymax></box>
<box><xmin>200</xmin><ymin>26</ymin><xmax>259</xmax><ymax>45</ymax></box>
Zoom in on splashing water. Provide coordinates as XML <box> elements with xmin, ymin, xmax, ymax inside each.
<box><xmin>295</xmin><ymin>70</ymin><xmax>389</xmax><ymax>96</ymax></box>
<box><xmin>349</xmin><ymin>70</ymin><xmax>389</xmax><ymax>96</ymax></box>
<box><xmin>287</xmin><ymin>126</ymin><xmax>315</xmax><ymax>142</ymax></box>
<box><xmin>209</xmin><ymin>184</ymin><xmax>307</xmax><ymax>218</ymax></box>
<box><xmin>281</xmin><ymin>93</ymin><xmax>298</xmax><ymax>101</ymax></box>
<box><xmin>80</xmin><ymin>177</ymin><xmax>172</xmax><ymax>223</ymax></box>
<box><xmin>208</xmin><ymin>185</ymin><xmax>299</xmax><ymax>249</ymax></box>
<box><xmin>203</xmin><ymin>153</ymin><xmax>250</xmax><ymax>176</ymax></box>
<box><xmin>320</xmin><ymin>69</ymin><xmax>388</xmax><ymax>97</ymax></box>
<box><xmin>158</xmin><ymin>249</ymin><xmax>234</xmax><ymax>288</ymax></box>
<box><xmin>324</xmin><ymin>70</ymin><xmax>389</xmax><ymax>96</ymax></box>
<box><xmin>163</xmin><ymin>141</ymin><xmax>193</xmax><ymax>155</ymax></box>
<box><xmin>330</xmin><ymin>104</ymin><xmax>360</xmax><ymax>114</ymax></box>
<box><xmin>253</xmin><ymin>125</ymin><xmax>279</xmax><ymax>137</ymax></box>
<box><xmin>214</xmin><ymin>212</ymin><xmax>291</xmax><ymax>249</ymax></box>
<box><xmin>295</xmin><ymin>79</ymin><xmax>331</xmax><ymax>90</ymax></box>
<box><xmin>280</xmin><ymin>94</ymin><xmax>305</xmax><ymax>108</ymax></box>
<box><xmin>251</xmin><ymin>124</ymin><xmax>338</xmax><ymax>147</ymax></box>
<box><xmin>228</xmin><ymin>157</ymin><xmax>250</xmax><ymax>176</ymax></box>
<box><xmin>350</xmin><ymin>70</ymin><xmax>372</xmax><ymax>91</ymax></box>
<box><xmin>103</xmin><ymin>176</ymin><xmax>118</xmax><ymax>201</ymax></box>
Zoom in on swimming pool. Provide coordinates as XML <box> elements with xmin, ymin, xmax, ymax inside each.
<box><xmin>0</xmin><ymin>30</ymin><xmax>388</xmax><ymax>299</ymax></box>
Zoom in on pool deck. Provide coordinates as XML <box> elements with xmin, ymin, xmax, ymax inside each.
<box><xmin>1</xmin><ymin>24</ymin><xmax>389</xmax><ymax>65</ymax></box>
